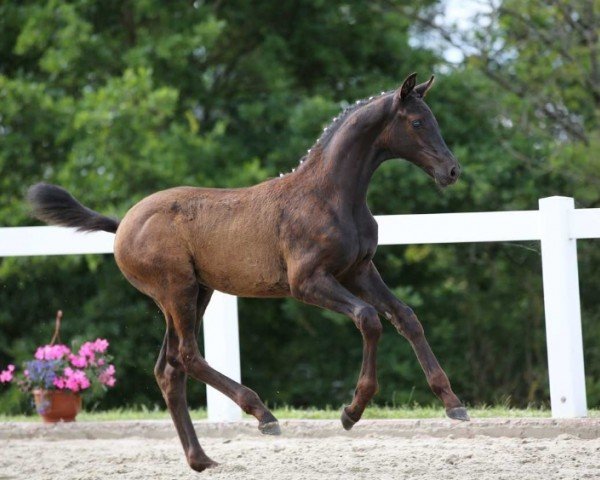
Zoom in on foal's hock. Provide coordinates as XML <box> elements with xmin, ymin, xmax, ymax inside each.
<box><xmin>27</xmin><ymin>73</ymin><xmax>467</xmax><ymax>472</ymax></box>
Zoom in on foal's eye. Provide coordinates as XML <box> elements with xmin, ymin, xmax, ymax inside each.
<box><xmin>412</xmin><ymin>120</ymin><xmax>423</xmax><ymax>128</ymax></box>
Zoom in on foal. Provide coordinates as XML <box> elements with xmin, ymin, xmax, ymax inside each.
<box><xmin>28</xmin><ymin>73</ymin><xmax>467</xmax><ymax>472</ymax></box>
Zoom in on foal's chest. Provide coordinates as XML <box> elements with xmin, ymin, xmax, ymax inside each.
<box><xmin>355</xmin><ymin>215</ymin><xmax>379</xmax><ymax>260</ymax></box>
<box><xmin>331</xmin><ymin>214</ymin><xmax>379</xmax><ymax>274</ymax></box>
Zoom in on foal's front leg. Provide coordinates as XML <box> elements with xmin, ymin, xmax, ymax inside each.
<box><xmin>345</xmin><ymin>262</ymin><xmax>469</xmax><ymax>421</ymax></box>
<box><xmin>290</xmin><ymin>270</ymin><xmax>383</xmax><ymax>430</ymax></box>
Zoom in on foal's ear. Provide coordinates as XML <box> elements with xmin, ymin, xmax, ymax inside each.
<box><xmin>414</xmin><ymin>75</ymin><xmax>435</xmax><ymax>98</ymax></box>
<box><xmin>397</xmin><ymin>72</ymin><xmax>418</xmax><ymax>101</ymax></box>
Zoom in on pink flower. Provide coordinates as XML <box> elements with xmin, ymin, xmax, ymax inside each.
<box><xmin>20</xmin><ymin>338</ymin><xmax>114</xmax><ymax>393</ymax></box>
<box><xmin>61</xmin><ymin>368</ymin><xmax>91</xmax><ymax>392</ymax></box>
<box><xmin>78</xmin><ymin>343</ymin><xmax>92</xmax><ymax>357</ymax></box>
<box><xmin>69</xmin><ymin>354</ymin><xmax>87</xmax><ymax>368</ymax></box>
<box><xmin>71</xmin><ymin>338</ymin><xmax>111</xmax><ymax>369</ymax></box>
<box><xmin>99</xmin><ymin>364</ymin><xmax>116</xmax><ymax>387</ymax></box>
<box><xmin>34</xmin><ymin>344</ymin><xmax>71</xmax><ymax>360</ymax></box>
<box><xmin>92</xmin><ymin>338</ymin><xmax>109</xmax><ymax>353</ymax></box>
<box><xmin>0</xmin><ymin>364</ymin><xmax>15</xmax><ymax>383</ymax></box>
<box><xmin>53</xmin><ymin>376</ymin><xmax>66</xmax><ymax>389</ymax></box>
<box><xmin>77</xmin><ymin>343</ymin><xmax>96</xmax><ymax>366</ymax></box>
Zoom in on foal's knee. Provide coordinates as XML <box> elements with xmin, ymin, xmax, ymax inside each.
<box><xmin>392</xmin><ymin>304</ymin><xmax>424</xmax><ymax>340</ymax></box>
<box><xmin>355</xmin><ymin>305</ymin><xmax>382</xmax><ymax>341</ymax></box>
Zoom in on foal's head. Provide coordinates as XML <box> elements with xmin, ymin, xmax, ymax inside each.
<box><xmin>380</xmin><ymin>73</ymin><xmax>460</xmax><ymax>187</ymax></box>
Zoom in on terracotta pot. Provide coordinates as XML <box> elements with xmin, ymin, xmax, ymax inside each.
<box><xmin>33</xmin><ymin>389</ymin><xmax>82</xmax><ymax>423</ymax></box>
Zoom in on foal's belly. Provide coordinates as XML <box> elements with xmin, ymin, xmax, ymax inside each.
<box><xmin>192</xmin><ymin>246</ymin><xmax>291</xmax><ymax>298</ymax></box>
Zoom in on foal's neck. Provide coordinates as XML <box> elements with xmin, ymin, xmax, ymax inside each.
<box><xmin>303</xmin><ymin>95</ymin><xmax>393</xmax><ymax>210</ymax></box>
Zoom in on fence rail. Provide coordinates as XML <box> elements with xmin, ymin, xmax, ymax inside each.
<box><xmin>1</xmin><ymin>196</ymin><xmax>595</xmax><ymax>420</ymax></box>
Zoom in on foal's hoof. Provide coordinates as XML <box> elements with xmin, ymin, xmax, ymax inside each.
<box><xmin>259</xmin><ymin>420</ymin><xmax>281</xmax><ymax>435</ymax></box>
<box><xmin>189</xmin><ymin>457</ymin><xmax>219</xmax><ymax>472</ymax></box>
<box><xmin>341</xmin><ymin>408</ymin><xmax>358</xmax><ymax>431</ymax></box>
<box><xmin>446</xmin><ymin>406</ymin><xmax>470</xmax><ymax>421</ymax></box>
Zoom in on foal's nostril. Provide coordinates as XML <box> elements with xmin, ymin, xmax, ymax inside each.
<box><xmin>450</xmin><ymin>167</ymin><xmax>458</xmax><ymax>178</ymax></box>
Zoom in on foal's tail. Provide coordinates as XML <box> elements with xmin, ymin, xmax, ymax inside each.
<box><xmin>27</xmin><ymin>183</ymin><xmax>120</xmax><ymax>234</ymax></box>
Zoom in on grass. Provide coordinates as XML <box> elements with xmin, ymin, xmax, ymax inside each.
<box><xmin>2</xmin><ymin>404</ymin><xmax>598</xmax><ymax>422</ymax></box>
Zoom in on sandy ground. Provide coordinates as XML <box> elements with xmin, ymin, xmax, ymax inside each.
<box><xmin>1</xmin><ymin>419</ymin><xmax>600</xmax><ymax>480</ymax></box>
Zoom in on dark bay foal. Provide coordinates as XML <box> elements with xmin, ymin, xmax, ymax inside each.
<box><xmin>28</xmin><ymin>73</ymin><xmax>467</xmax><ymax>472</ymax></box>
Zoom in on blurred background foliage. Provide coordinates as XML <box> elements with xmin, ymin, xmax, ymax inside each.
<box><xmin>1</xmin><ymin>0</ymin><xmax>599</xmax><ymax>413</ymax></box>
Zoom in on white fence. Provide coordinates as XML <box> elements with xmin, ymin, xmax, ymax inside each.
<box><xmin>1</xmin><ymin>196</ymin><xmax>596</xmax><ymax>420</ymax></box>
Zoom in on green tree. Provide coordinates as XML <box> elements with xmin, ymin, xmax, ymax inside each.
<box><xmin>411</xmin><ymin>0</ymin><xmax>600</xmax><ymax>405</ymax></box>
<box><xmin>0</xmin><ymin>0</ymin><xmax>441</xmax><ymax>412</ymax></box>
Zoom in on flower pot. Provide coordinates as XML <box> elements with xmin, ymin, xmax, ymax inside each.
<box><xmin>33</xmin><ymin>389</ymin><xmax>82</xmax><ymax>423</ymax></box>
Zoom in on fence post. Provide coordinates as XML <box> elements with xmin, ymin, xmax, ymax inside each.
<box><xmin>203</xmin><ymin>291</ymin><xmax>242</xmax><ymax>421</ymax></box>
<box><xmin>539</xmin><ymin>196</ymin><xmax>587</xmax><ymax>418</ymax></box>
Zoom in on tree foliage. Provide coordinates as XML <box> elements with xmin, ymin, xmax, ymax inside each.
<box><xmin>1</xmin><ymin>0</ymin><xmax>599</xmax><ymax>413</ymax></box>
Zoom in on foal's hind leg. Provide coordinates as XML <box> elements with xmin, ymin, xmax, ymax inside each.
<box><xmin>154</xmin><ymin>327</ymin><xmax>217</xmax><ymax>472</ymax></box>
<box><xmin>165</xmin><ymin>283</ymin><xmax>280</xmax><ymax>435</ymax></box>
<box><xmin>345</xmin><ymin>262</ymin><xmax>468</xmax><ymax>421</ymax></box>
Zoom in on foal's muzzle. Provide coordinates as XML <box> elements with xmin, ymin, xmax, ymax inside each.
<box><xmin>434</xmin><ymin>162</ymin><xmax>461</xmax><ymax>187</ymax></box>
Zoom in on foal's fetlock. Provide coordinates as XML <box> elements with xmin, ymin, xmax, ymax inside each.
<box><xmin>340</xmin><ymin>407</ymin><xmax>360</xmax><ymax>431</ymax></box>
